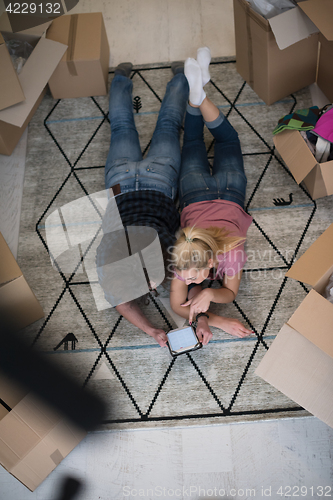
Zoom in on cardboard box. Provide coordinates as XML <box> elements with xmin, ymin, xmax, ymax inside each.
<box><xmin>256</xmin><ymin>224</ymin><xmax>333</xmax><ymax>429</ymax></box>
<box><xmin>233</xmin><ymin>0</ymin><xmax>333</xmax><ymax>105</ymax></box>
<box><xmin>0</xmin><ymin>13</ymin><xmax>53</xmax><ymax>112</ymax></box>
<box><xmin>0</xmin><ymin>32</ymin><xmax>25</xmax><ymax>111</ymax></box>
<box><xmin>46</xmin><ymin>13</ymin><xmax>110</xmax><ymax>99</ymax></box>
<box><xmin>0</xmin><ymin>373</ymin><xmax>86</xmax><ymax>491</ymax></box>
<box><xmin>300</xmin><ymin>0</ymin><xmax>333</xmax><ymax>103</ymax></box>
<box><xmin>0</xmin><ymin>22</ymin><xmax>67</xmax><ymax>155</ymax></box>
<box><xmin>273</xmin><ymin>129</ymin><xmax>333</xmax><ymax>199</ymax></box>
<box><xmin>0</xmin><ymin>232</ymin><xmax>44</xmax><ymax>331</ymax></box>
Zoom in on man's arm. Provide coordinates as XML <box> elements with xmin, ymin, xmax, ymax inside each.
<box><xmin>116</xmin><ymin>300</ymin><xmax>168</xmax><ymax>347</ymax></box>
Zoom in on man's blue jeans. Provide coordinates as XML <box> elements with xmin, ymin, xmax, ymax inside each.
<box><xmin>105</xmin><ymin>73</ymin><xmax>189</xmax><ymax>200</ymax></box>
<box><xmin>179</xmin><ymin>105</ymin><xmax>247</xmax><ymax>209</ymax></box>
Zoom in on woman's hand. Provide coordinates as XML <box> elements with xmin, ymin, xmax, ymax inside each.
<box><xmin>220</xmin><ymin>317</ymin><xmax>253</xmax><ymax>338</ymax></box>
<box><xmin>181</xmin><ymin>288</ymin><xmax>213</xmax><ymax>324</ymax></box>
<box><xmin>195</xmin><ymin>316</ymin><xmax>213</xmax><ymax>345</ymax></box>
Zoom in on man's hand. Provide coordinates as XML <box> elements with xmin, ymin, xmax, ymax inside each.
<box><xmin>148</xmin><ymin>328</ymin><xmax>168</xmax><ymax>347</ymax></box>
<box><xmin>195</xmin><ymin>316</ymin><xmax>213</xmax><ymax>346</ymax></box>
<box><xmin>220</xmin><ymin>317</ymin><xmax>253</xmax><ymax>338</ymax></box>
<box><xmin>116</xmin><ymin>301</ymin><xmax>167</xmax><ymax>347</ymax></box>
<box><xmin>181</xmin><ymin>288</ymin><xmax>213</xmax><ymax>324</ymax></box>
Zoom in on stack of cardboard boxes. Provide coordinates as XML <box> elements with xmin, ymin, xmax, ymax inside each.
<box><xmin>0</xmin><ymin>231</ymin><xmax>88</xmax><ymax>491</ymax></box>
<box><xmin>256</xmin><ymin>224</ymin><xmax>333</xmax><ymax>430</ymax></box>
<box><xmin>234</xmin><ymin>0</ymin><xmax>333</xmax><ymax>200</ymax></box>
<box><xmin>0</xmin><ymin>12</ymin><xmax>109</xmax><ymax>155</ymax></box>
<box><xmin>0</xmin><ymin>11</ymin><xmax>110</xmax><ymax>491</ymax></box>
<box><xmin>234</xmin><ymin>0</ymin><xmax>333</xmax><ymax>428</ymax></box>
<box><xmin>234</xmin><ymin>0</ymin><xmax>333</xmax><ymax>106</ymax></box>
<box><xmin>0</xmin><ymin>232</ymin><xmax>87</xmax><ymax>491</ymax></box>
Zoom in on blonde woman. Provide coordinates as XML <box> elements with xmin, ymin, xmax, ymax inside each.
<box><xmin>170</xmin><ymin>51</ymin><xmax>253</xmax><ymax>345</ymax></box>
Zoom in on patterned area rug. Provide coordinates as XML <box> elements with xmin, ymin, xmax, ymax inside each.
<box><xmin>18</xmin><ymin>59</ymin><xmax>332</xmax><ymax>429</ymax></box>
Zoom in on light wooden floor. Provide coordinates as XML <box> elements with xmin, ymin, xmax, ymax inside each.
<box><xmin>0</xmin><ymin>0</ymin><xmax>332</xmax><ymax>495</ymax></box>
<box><xmin>0</xmin><ymin>417</ymin><xmax>332</xmax><ymax>500</ymax></box>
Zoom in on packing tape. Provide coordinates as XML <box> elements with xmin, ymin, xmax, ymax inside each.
<box><xmin>67</xmin><ymin>14</ymin><xmax>78</xmax><ymax>77</ymax></box>
<box><xmin>50</xmin><ymin>448</ymin><xmax>64</xmax><ymax>465</ymax></box>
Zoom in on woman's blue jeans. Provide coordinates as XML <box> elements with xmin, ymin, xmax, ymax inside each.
<box><xmin>179</xmin><ymin>106</ymin><xmax>247</xmax><ymax>209</ymax></box>
<box><xmin>105</xmin><ymin>73</ymin><xmax>189</xmax><ymax>200</ymax></box>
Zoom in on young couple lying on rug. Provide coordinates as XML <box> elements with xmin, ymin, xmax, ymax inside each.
<box><xmin>97</xmin><ymin>48</ymin><xmax>253</xmax><ymax>347</ymax></box>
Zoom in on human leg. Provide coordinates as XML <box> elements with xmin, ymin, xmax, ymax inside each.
<box><xmin>141</xmin><ymin>73</ymin><xmax>188</xmax><ymax>198</ymax></box>
<box><xmin>105</xmin><ymin>71</ymin><xmax>143</xmax><ymax>189</ymax></box>
<box><xmin>179</xmin><ymin>105</ymin><xmax>219</xmax><ymax>209</ymax></box>
<box><xmin>196</xmin><ymin>46</ymin><xmax>211</xmax><ymax>86</ymax></box>
<box><xmin>147</xmin><ymin>73</ymin><xmax>188</xmax><ymax>163</ymax></box>
<box><xmin>199</xmin><ymin>98</ymin><xmax>247</xmax><ymax>208</ymax></box>
<box><xmin>184</xmin><ymin>58</ymin><xmax>206</xmax><ymax>106</ymax></box>
<box><xmin>180</xmin><ymin>105</ymin><xmax>210</xmax><ymax>177</ymax></box>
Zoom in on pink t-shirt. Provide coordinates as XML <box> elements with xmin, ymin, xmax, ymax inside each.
<box><xmin>178</xmin><ymin>199</ymin><xmax>253</xmax><ymax>280</ymax></box>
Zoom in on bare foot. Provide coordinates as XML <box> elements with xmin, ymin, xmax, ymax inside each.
<box><xmin>215</xmin><ymin>317</ymin><xmax>253</xmax><ymax>338</ymax></box>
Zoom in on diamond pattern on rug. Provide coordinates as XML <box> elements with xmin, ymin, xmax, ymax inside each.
<box><xmin>18</xmin><ymin>60</ymin><xmax>323</xmax><ymax>428</ymax></box>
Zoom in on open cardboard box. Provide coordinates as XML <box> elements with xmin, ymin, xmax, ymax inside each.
<box><xmin>0</xmin><ymin>372</ymin><xmax>86</xmax><ymax>491</ymax></box>
<box><xmin>46</xmin><ymin>12</ymin><xmax>110</xmax><ymax>99</ymax></box>
<box><xmin>0</xmin><ymin>14</ymin><xmax>53</xmax><ymax>112</ymax></box>
<box><xmin>233</xmin><ymin>0</ymin><xmax>333</xmax><ymax>105</ymax></box>
<box><xmin>0</xmin><ymin>232</ymin><xmax>44</xmax><ymax>332</ymax></box>
<box><xmin>273</xmin><ymin>129</ymin><xmax>333</xmax><ymax>200</ymax></box>
<box><xmin>256</xmin><ymin>224</ymin><xmax>333</xmax><ymax>428</ymax></box>
<box><xmin>0</xmin><ymin>16</ymin><xmax>67</xmax><ymax>155</ymax></box>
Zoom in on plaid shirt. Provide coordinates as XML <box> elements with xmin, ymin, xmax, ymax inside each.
<box><xmin>96</xmin><ymin>190</ymin><xmax>180</xmax><ymax>305</ymax></box>
<box><xmin>115</xmin><ymin>190</ymin><xmax>180</xmax><ymax>250</ymax></box>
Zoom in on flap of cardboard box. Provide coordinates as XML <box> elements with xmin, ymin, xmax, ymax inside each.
<box><xmin>299</xmin><ymin>0</ymin><xmax>333</xmax><ymax>41</ymax></box>
<box><xmin>0</xmin><ymin>387</ymin><xmax>86</xmax><ymax>491</ymax></box>
<box><xmin>0</xmin><ymin>232</ymin><xmax>22</xmax><ymax>285</ymax></box>
<box><xmin>255</xmin><ymin>323</ymin><xmax>333</xmax><ymax>429</ymax></box>
<box><xmin>0</xmin><ymin>37</ymin><xmax>67</xmax><ymax>128</ymax></box>
<box><xmin>0</xmin><ymin>32</ymin><xmax>26</xmax><ymax>111</ymax></box>
<box><xmin>0</xmin><ymin>12</ymin><xmax>52</xmax><ymax>36</ymax></box>
<box><xmin>0</xmin><ymin>390</ymin><xmax>86</xmax><ymax>491</ymax></box>
<box><xmin>274</xmin><ymin>129</ymin><xmax>317</xmax><ymax>184</ymax></box>
<box><xmin>286</xmin><ymin>223</ymin><xmax>333</xmax><ymax>292</ymax></box>
<box><xmin>0</xmin><ymin>373</ymin><xmax>29</xmax><ymax>416</ymax></box>
<box><xmin>0</xmin><ymin>393</ymin><xmax>61</xmax><ymax>470</ymax></box>
<box><xmin>13</xmin><ymin>394</ymin><xmax>61</xmax><ymax>437</ymax></box>
<box><xmin>288</xmin><ymin>289</ymin><xmax>333</xmax><ymax>359</ymax></box>
<box><xmin>9</xmin><ymin>418</ymin><xmax>86</xmax><ymax>491</ymax></box>
<box><xmin>238</xmin><ymin>0</ymin><xmax>270</xmax><ymax>31</ymax></box>
<box><xmin>268</xmin><ymin>6</ymin><xmax>319</xmax><ymax>51</ymax></box>
<box><xmin>0</xmin><ymin>275</ymin><xmax>44</xmax><ymax>332</ymax></box>
<box><xmin>321</xmin><ymin>160</ymin><xmax>333</xmax><ymax>196</ymax></box>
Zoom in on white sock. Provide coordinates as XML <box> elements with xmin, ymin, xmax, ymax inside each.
<box><xmin>197</xmin><ymin>46</ymin><xmax>211</xmax><ymax>86</ymax></box>
<box><xmin>184</xmin><ymin>58</ymin><xmax>206</xmax><ymax>106</ymax></box>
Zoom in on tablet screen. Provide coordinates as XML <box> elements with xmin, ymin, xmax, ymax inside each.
<box><xmin>167</xmin><ymin>326</ymin><xmax>198</xmax><ymax>352</ymax></box>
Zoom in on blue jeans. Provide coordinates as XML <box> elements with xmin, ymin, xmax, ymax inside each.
<box><xmin>179</xmin><ymin>105</ymin><xmax>247</xmax><ymax>209</ymax></box>
<box><xmin>105</xmin><ymin>73</ymin><xmax>189</xmax><ymax>200</ymax></box>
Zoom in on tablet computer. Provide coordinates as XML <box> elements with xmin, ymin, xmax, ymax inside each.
<box><xmin>166</xmin><ymin>325</ymin><xmax>202</xmax><ymax>357</ymax></box>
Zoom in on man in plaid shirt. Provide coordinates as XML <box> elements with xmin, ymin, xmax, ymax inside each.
<box><xmin>96</xmin><ymin>62</ymin><xmax>188</xmax><ymax>346</ymax></box>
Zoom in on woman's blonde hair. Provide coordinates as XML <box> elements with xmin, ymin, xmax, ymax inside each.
<box><xmin>171</xmin><ymin>226</ymin><xmax>245</xmax><ymax>271</ymax></box>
